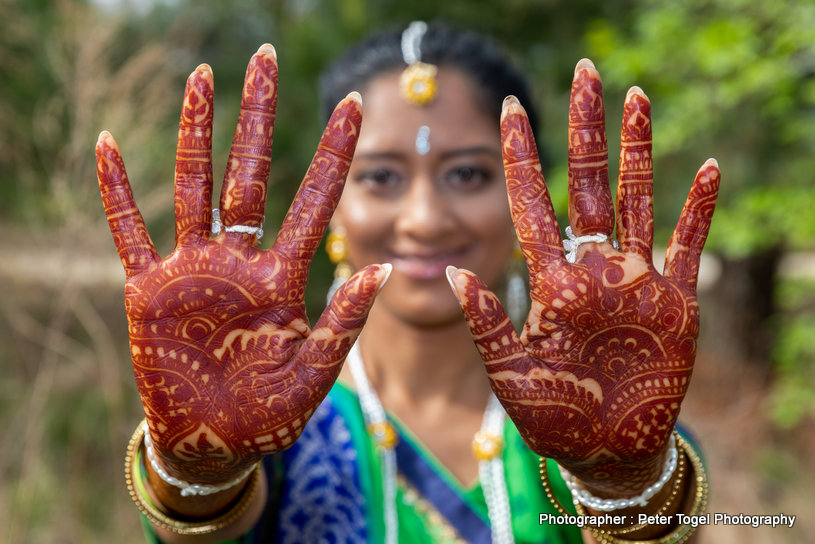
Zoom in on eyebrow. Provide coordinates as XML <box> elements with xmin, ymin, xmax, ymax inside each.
<box><xmin>354</xmin><ymin>146</ymin><xmax>501</xmax><ymax>162</ymax></box>
<box><xmin>440</xmin><ymin>146</ymin><xmax>501</xmax><ymax>161</ymax></box>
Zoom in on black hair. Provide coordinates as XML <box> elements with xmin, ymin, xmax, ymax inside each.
<box><xmin>319</xmin><ymin>22</ymin><xmax>540</xmax><ymax>136</ymax></box>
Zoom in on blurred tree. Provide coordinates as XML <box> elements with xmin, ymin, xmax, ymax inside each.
<box><xmin>584</xmin><ymin>0</ymin><xmax>815</xmax><ymax>424</ymax></box>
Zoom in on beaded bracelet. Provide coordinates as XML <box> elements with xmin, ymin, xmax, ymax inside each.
<box><xmin>561</xmin><ymin>433</ymin><xmax>678</xmax><ymax>511</ymax></box>
<box><xmin>125</xmin><ymin>419</ymin><xmax>262</xmax><ymax>536</ymax></box>
<box><xmin>583</xmin><ymin>443</ymin><xmax>688</xmax><ymax>537</ymax></box>
<box><xmin>539</xmin><ymin>431</ymin><xmax>710</xmax><ymax>544</ymax></box>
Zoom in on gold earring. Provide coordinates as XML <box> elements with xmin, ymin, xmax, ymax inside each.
<box><xmin>326</xmin><ymin>227</ymin><xmax>353</xmax><ymax>303</ymax></box>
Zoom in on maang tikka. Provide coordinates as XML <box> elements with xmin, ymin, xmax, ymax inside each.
<box><xmin>399</xmin><ymin>21</ymin><xmax>438</xmax><ymax>106</ymax></box>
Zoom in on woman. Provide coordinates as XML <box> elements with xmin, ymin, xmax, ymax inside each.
<box><xmin>96</xmin><ymin>22</ymin><xmax>718</xmax><ymax>543</ymax></box>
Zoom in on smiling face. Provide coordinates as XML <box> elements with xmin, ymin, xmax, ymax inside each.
<box><xmin>332</xmin><ymin>68</ymin><xmax>515</xmax><ymax>327</ymax></box>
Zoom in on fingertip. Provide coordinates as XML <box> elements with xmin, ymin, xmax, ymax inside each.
<box><xmin>376</xmin><ymin>263</ymin><xmax>392</xmax><ymax>293</ymax></box>
<box><xmin>626</xmin><ymin>85</ymin><xmax>649</xmax><ymax>101</ymax></box>
<box><xmin>575</xmin><ymin>58</ymin><xmax>596</xmax><ymax>74</ymax></box>
<box><xmin>501</xmin><ymin>95</ymin><xmax>525</xmax><ymax>120</ymax></box>
<box><xmin>503</xmin><ymin>95</ymin><xmax>519</xmax><ymax>108</ymax></box>
<box><xmin>97</xmin><ymin>130</ymin><xmax>113</xmax><ymax>146</ymax></box>
<box><xmin>445</xmin><ymin>265</ymin><xmax>459</xmax><ymax>291</ymax></box>
<box><xmin>257</xmin><ymin>43</ymin><xmax>277</xmax><ymax>60</ymax></box>
<box><xmin>193</xmin><ymin>63</ymin><xmax>214</xmax><ymax>82</ymax></box>
<box><xmin>697</xmin><ymin>159</ymin><xmax>721</xmax><ymax>184</ymax></box>
<box><xmin>345</xmin><ymin>91</ymin><xmax>362</xmax><ymax>105</ymax></box>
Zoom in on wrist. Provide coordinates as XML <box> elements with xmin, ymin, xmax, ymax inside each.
<box><xmin>143</xmin><ymin>423</ymin><xmax>258</xmax><ymax>498</ymax></box>
<box><xmin>539</xmin><ymin>431</ymin><xmax>710</xmax><ymax>543</ymax></box>
<box><xmin>557</xmin><ymin>437</ymin><xmax>672</xmax><ymax>500</ymax></box>
<box><xmin>126</xmin><ymin>420</ymin><xmax>262</xmax><ymax>529</ymax></box>
<box><xmin>563</xmin><ymin>433</ymin><xmax>678</xmax><ymax>510</ymax></box>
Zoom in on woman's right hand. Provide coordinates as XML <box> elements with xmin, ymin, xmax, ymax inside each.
<box><xmin>96</xmin><ymin>45</ymin><xmax>389</xmax><ymax>487</ymax></box>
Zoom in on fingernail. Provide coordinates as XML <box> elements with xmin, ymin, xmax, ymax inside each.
<box><xmin>346</xmin><ymin>91</ymin><xmax>362</xmax><ymax>105</ymax></box>
<box><xmin>257</xmin><ymin>43</ymin><xmax>277</xmax><ymax>59</ymax></box>
<box><xmin>376</xmin><ymin>263</ymin><xmax>392</xmax><ymax>294</ymax></box>
<box><xmin>97</xmin><ymin>130</ymin><xmax>112</xmax><ymax>145</ymax></box>
<box><xmin>706</xmin><ymin>158</ymin><xmax>719</xmax><ymax>168</ymax></box>
<box><xmin>445</xmin><ymin>265</ymin><xmax>459</xmax><ymax>292</ymax></box>
<box><xmin>501</xmin><ymin>95</ymin><xmax>524</xmax><ymax>120</ymax></box>
<box><xmin>503</xmin><ymin>95</ymin><xmax>519</xmax><ymax>108</ymax></box>
<box><xmin>575</xmin><ymin>58</ymin><xmax>596</xmax><ymax>73</ymax></box>
<box><xmin>626</xmin><ymin>85</ymin><xmax>647</xmax><ymax>99</ymax></box>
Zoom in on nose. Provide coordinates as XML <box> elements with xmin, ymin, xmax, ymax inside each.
<box><xmin>393</xmin><ymin>174</ymin><xmax>457</xmax><ymax>241</ymax></box>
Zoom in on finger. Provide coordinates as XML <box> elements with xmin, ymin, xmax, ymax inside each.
<box><xmin>219</xmin><ymin>44</ymin><xmax>278</xmax><ymax>239</ymax></box>
<box><xmin>299</xmin><ymin>264</ymin><xmax>391</xmax><ymax>390</ymax></box>
<box><xmin>273</xmin><ymin>93</ymin><xmax>363</xmax><ymax>281</ymax></box>
<box><xmin>568</xmin><ymin>58</ymin><xmax>613</xmax><ymax>237</ymax></box>
<box><xmin>501</xmin><ymin>96</ymin><xmax>566</xmax><ymax>279</ymax></box>
<box><xmin>615</xmin><ymin>86</ymin><xmax>654</xmax><ymax>261</ymax></box>
<box><xmin>664</xmin><ymin>159</ymin><xmax>721</xmax><ymax>291</ymax></box>
<box><xmin>174</xmin><ymin>64</ymin><xmax>214</xmax><ymax>246</ymax></box>
<box><xmin>96</xmin><ymin>131</ymin><xmax>159</xmax><ymax>277</ymax></box>
<box><xmin>445</xmin><ymin>266</ymin><xmax>527</xmax><ymax>376</ymax></box>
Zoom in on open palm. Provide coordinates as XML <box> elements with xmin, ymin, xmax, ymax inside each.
<box><xmin>449</xmin><ymin>59</ymin><xmax>719</xmax><ymax>492</ymax></box>
<box><xmin>96</xmin><ymin>46</ymin><xmax>388</xmax><ymax>484</ymax></box>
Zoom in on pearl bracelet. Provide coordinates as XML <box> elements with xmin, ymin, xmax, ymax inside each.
<box><xmin>560</xmin><ymin>433</ymin><xmax>678</xmax><ymax>511</ymax></box>
<box><xmin>125</xmin><ymin>419</ymin><xmax>262</xmax><ymax>535</ymax></box>
<box><xmin>142</xmin><ymin>422</ymin><xmax>258</xmax><ymax>497</ymax></box>
<box><xmin>539</xmin><ymin>431</ymin><xmax>710</xmax><ymax>544</ymax></box>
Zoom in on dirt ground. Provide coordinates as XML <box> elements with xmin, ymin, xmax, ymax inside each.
<box><xmin>679</xmin><ymin>348</ymin><xmax>814</xmax><ymax>544</ymax></box>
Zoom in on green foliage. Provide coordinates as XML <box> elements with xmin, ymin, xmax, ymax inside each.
<box><xmin>770</xmin><ymin>279</ymin><xmax>815</xmax><ymax>428</ymax></box>
<box><xmin>584</xmin><ymin>0</ymin><xmax>815</xmax><ymax>255</ymax></box>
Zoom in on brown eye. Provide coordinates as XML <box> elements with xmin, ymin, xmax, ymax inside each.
<box><xmin>445</xmin><ymin>166</ymin><xmax>491</xmax><ymax>189</ymax></box>
<box><xmin>356</xmin><ymin>168</ymin><xmax>403</xmax><ymax>194</ymax></box>
<box><xmin>372</xmin><ymin>169</ymin><xmax>398</xmax><ymax>184</ymax></box>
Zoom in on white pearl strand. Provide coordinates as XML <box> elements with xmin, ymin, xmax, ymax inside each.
<box><xmin>347</xmin><ymin>342</ymin><xmax>399</xmax><ymax>544</ymax></box>
<box><xmin>478</xmin><ymin>394</ymin><xmax>515</xmax><ymax>544</ymax></box>
<box><xmin>559</xmin><ymin>432</ymin><xmax>678</xmax><ymax>511</ymax></box>
<box><xmin>347</xmin><ymin>341</ymin><xmax>515</xmax><ymax>544</ymax></box>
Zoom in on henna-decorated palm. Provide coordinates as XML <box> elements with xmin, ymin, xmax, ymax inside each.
<box><xmin>96</xmin><ymin>46</ymin><xmax>389</xmax><ymax>484</ymax></box>
<box><xmin>449</xmin><ymin>59</ymin><xmax>720</xmax><ymax>493</ymax></box>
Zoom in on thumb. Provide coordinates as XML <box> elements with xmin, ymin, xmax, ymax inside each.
<box><xmin>298</xmin><ymin>263</ymin><xmax>391</xmax><ymax>388</ymax></box>
<box><xmin>446</xmin><ymin>266</ymin><xmax>526</xmax><ymax>373</ymax></box>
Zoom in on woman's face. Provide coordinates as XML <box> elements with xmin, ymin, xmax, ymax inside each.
<box><xmin>332</xmin><ymin>68</ymin><xmax>515</xmax><ymax>327</ymax></box>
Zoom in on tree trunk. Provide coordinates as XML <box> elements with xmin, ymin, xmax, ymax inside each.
<box><xmin>701</xmin><ymin>246</ymin><xmax>782</xmax><ymax>366</ymax></box>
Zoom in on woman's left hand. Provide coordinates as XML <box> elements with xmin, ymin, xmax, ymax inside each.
<box><xmin>448</xmin><ymin>59</ymin><xmax>720</xmax><ymax>495</ymax></box>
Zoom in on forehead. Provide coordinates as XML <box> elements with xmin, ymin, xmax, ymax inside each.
<box><xmin>356</xmin><ymin>68</ymin><xmax>499</xmax><ymax>153</ymax></box>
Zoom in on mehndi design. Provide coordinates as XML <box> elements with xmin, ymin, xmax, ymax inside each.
<box><xmin>97</xmin><ymin>45</ymin><xmax>389</xmax><ymax>487</ymax></box>
<box><xmin>448</xmin><ymin>59</ymin><xmax>720</xmax><ymax>496</ymax></box>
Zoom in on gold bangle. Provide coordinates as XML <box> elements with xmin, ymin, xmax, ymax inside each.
<box><xmin>539</xmin><ymin>431</ymin><xmax>710</xmax><ymax>544</ymax></box>
<box><xmin>539</xmin><ymin>456</ymin><xmax>574</xmax><ymax>517</ymax></box>
<box><xmin>586</xmin><ymin>434</ymin><xmax>710</xmax><ymax>544</ymax></box>
<box><xmin>124</xmin><ymin>419</ymin><xmax>262</xmax><ymax>536</ymax></box>
<box><xmin>593</xmin><ymin>440</ymin><xmax>687</xmax><ymax>536</ymax></box>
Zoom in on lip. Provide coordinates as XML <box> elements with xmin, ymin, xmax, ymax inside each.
<box><xmin>387</xmin><ymin>247</ymin><xmax>470</xmax><ymax>280</ymax></box>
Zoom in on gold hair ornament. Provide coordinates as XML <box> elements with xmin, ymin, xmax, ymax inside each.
<box><xmin>399</xmin><ymin>21</ymin><xmax>438</xmax><ymax>106</ymax></box>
